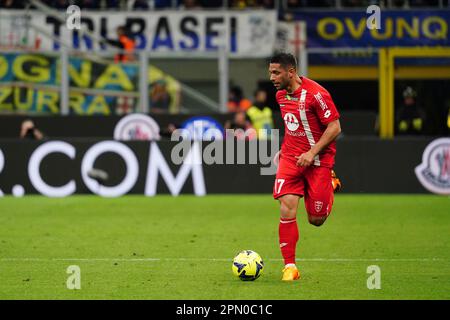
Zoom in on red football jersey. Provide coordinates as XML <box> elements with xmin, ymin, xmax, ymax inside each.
<box><xmin>276</xmin><ymin>76</ymin><xmax>340</xmax><ymax>168</ymax></box>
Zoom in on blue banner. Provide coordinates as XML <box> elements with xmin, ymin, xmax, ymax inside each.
<box><xmin>295</xmin><ymin>10</ymin><xmax>450</xmax><ymax>48</ymax></box>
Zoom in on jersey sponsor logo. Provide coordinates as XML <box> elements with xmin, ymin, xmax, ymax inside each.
<box><xmin>314</xmin><ymin>201</ymin><xmax>323</xmax><ymax>212</ymax></box>
<box><xmin>314</xmin><ymin>92</ymin><xmax>328</xmax><ymax>111</ymax></box>
<box><xmin>287</xmin><ymin>131</ymin><xmax>306</xmax><ymax>137</ymax></box>
<box><xmin>284</xmin><ymin>112</ymin><xmax>300</xmax><ymax>131</ymax></box>
<box><xmin>324</xmin><ymin>110</ymin><xmax>332</xmax><ymax>118</ymax></box>
<box><xmin>415</xmin><ymin>138</ymin><xmax>450</xmax><ymax>195</ymax></box>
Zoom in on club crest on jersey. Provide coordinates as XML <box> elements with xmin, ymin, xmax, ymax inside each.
<box><xmin>284</xmin><ymin>113</ymin><xmax>299</xmax><ymax>131</ymax></box>
<box><xmin>314</xmin><ymin>201</ymin><xmax>323</xmax><ymax>212</ymax></box>
<box><xmin>299</xmin><ymin>101</ymin><xmax>306</xmax><ymax>111</ymax></box>
<box><xmin>415</xmin><ymin>138</ymin><xmax>450</xmax><ymax>195</ymax></box>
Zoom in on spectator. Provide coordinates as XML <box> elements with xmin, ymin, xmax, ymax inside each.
<box><xmin>230</xmin><ymin>0</ymin><xmax>260</xmax><ymax>9</ymax></box>
<box><xmin>129</xmin><ymin>0</ymin><xmax>150</xmax><ymax>9</ymax></box>
<box><xmin>200</xmin><ymin>0</ymin><xmax>223</xmax><ymax>8</ymax></box>
<box><xmin>225</xmin><ymin>111</ymin><xmax>257</xmax><ymax>140</ymax></box>
<box><xmin>79</xmin><ymin>0</ymin><xmax>101</xmax><ymax>9</ymax></box>
<box><xmin>102</xmin><ymin>25</ymin><xmax>136</xmax><ymax>62</ymax></box>
<box><xmin>396</xmin><ymin>86</ymin><xmax>426</xmax><ymax>135</ymax></box>
<box><xmin>246</xmin><ymin>88</ymin><xmax>274</xmax><ymax>139</ymax></box>
<box><xmin>342</xmin><ymin>0</ymin><xmax>370</xmax><ymax>7</ymax></box>
<box><xmin>0</xmin><ymin>0</ymin><xmax>24</xmax><ymax>9</ymax></box>
<box><xmin>152</xmin><ymin>0</ymin><xmax>175</xmax><ymax>9</ymax></box>
<box><xmin>180</xmin><ymin>0</ymin><xmax>201</xmax><ymax>9</ymax></box>
<box><xmin>20</xmin><ymin>119</ymin><xmax>44</xmax><ymax>140</ymax></box>
<box><xmin>107</xmin><ymin>0</ymin><xmax>121</xmax><ymax>8</ymax></box>
<box><xmin>285</xmin><ymin>0</ymin><xmax>302</xmax><ymax>8</ymax></box>
<box><xmin>51</xmin><ymin>0</ymin><xmax>69</xmax><ymax>10</ymax></box>
<box><xmin>160</xmin><ymin>122</ymin><xmax>182</xmax><ymax>138</ymax></box>
<box><xmin>257</xmin><ymin>0</ymin><xmax>275</xmax><ymax>9</ymax></box>
<box><xmin>227</xmin><ymin>86</ymin><xmax>252</xmax><ymax>113</ymax></box>
<box><xmin>150</xmin><ymin>79</ymin><xmax>171</xmax><ymax>114</ymax></box>
<box><xmin>390</xmin><ymin>0</ymin><xmax>408</xmax><ymax>7</ymax></box>
<box><xmin>410</xmin><ymin>0</ymin><xmax>440</xmax><ymax>7</ymax></box>
<box><xmin>285</xmin><ymin>0</ymin><xmax>334</xmax><ymax>7</ymax></box>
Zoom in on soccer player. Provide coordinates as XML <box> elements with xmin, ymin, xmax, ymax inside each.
<box><xmin>269</xmin><ymin>53</ymin><xmax>342</xmax><ymax>281</ymax></box>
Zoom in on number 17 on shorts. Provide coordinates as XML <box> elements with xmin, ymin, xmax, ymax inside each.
<box><xmin>274</xmin><ymin>179</ymin><xmax>285</xmax><ymax>195</ymax></box>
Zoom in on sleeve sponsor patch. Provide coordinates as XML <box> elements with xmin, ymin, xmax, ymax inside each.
<box><xmin>314</xmin><ymin>92</ymin><xmax>328</xmax><ymax>111</ymax></box>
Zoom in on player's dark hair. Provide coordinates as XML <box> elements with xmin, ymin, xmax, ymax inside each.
<box><xmin>270</xmin><ymin>53</ymin><xmax>297</xmax><ymax>70</ymax></box>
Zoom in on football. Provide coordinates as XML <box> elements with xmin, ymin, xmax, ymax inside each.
<box><xmin>232</xmin><ymin>250</ymin><xmax>264</xmax><ymax>281</ymax></box>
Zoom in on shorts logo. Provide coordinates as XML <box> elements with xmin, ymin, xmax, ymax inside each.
<box><xmin>415</xmin><ymin>138</ymin><xmax>450</xmax><ymax>195</ymax></box>
<box><xmin>284</xmin><ymin>113</ymin><xmax>299</xmax><ymax>131</ymax></box>
<box><xmin>314</xmin><ymin>201</ymin><xmax>323</xmax><ymax>212</ymax></box>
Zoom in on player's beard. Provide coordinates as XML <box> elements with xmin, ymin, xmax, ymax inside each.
<box><xmin>279</xmin><ymin>78</ymin><xmax>291</xmax><ymax>91</ymax></box>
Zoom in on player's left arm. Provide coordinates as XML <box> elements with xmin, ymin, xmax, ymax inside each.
<box><xmin>296</xmin><ymin>89</ymin><xmax>341</xmax><ymax>167</ymax></box>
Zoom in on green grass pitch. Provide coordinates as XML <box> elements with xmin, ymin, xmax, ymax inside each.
<box><xmin>0</xmin><ymin>195</ymin><xmax>449</xmax><ymax>300</ymax></box>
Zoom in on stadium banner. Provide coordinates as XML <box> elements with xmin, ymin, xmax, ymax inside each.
<box><xmin>294</xmin><ymin>10</ymin><xmax>450</xmax><ymax>48</ymax></box>
<box><xmin>278</xmin><ymin>11</ymin><xmax>450</xmax><ymax>65</ymax></box>
<box><xmin>0</xmin><ymin>10</ymin><xmax>277</xmax><ymax>57</ymax></box>
<box><xmin>0</xmin><ymin>52</ymin><xmax>180</xmax><ymax>114</ymax></box>
<box><xmin>0</xmin><ymin>140</ymin><xmax>276</xmax><ymax>197</ymax></box>
<box><xmin>0</xmin><ymin>138</ymin><xmax>437</xmax><ymax>196</ymax></box>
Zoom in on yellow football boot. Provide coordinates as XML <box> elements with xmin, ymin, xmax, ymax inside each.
<box><xmin>282</xmin><ymin>266</ymin><xmax>300</xmax><ymax>281</ymax></box>
<box><xmin>331</xmin><ymin>170</ymin><xmax>342</xmax><ymax>193</ymax></box>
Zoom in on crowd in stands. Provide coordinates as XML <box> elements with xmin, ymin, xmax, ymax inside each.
<box><xmin>0</xmin><ymin>0</ymin><xmax>448</xmax><ymax>10</ymax></box>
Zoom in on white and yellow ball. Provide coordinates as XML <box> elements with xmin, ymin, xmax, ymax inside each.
<box><xmin>232</xmin><ymin>250</ymin><xmax>264</xmax><ymax>281</ymax></box>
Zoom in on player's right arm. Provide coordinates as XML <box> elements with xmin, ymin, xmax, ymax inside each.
<box><xmin>295</xmin><ymin>119</ymin><xmax>341</xmax><ymax>167</ymax></box>
<box><xmin>296</xmin><ymin>86</ymin><xmax>341</xmax><ymax>167</ymax></box>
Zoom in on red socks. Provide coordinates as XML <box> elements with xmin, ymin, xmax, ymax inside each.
<box><xmin>279</xmin><ymin>217</ymin><xmax>299</xmax><ymax>265</ymax></box>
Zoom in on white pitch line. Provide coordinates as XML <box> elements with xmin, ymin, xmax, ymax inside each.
<box><xmin>0</xmin><ymin>258</ymin><xmax>448</xmax><ymax>262</ymax></box>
